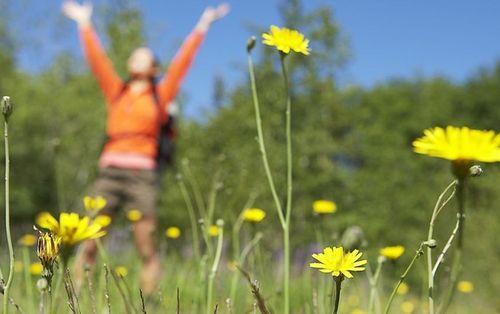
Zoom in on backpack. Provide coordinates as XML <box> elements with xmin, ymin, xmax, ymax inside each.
<box><xmin>106</xmin><ymin>80</ymin><xmax>177</xmax><ymax>174</ymax></box>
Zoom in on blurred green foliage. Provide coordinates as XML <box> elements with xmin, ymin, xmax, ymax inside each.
<box><xmin>0</xmin><ymin>0</ymin><xmax>498</xmax><ymax>306</ymax></box>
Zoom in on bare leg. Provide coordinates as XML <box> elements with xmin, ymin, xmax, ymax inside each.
<box><xmin>133</xmin><ymin>215</ymin><xmax>162</xmax><ymax>295</ymax></box>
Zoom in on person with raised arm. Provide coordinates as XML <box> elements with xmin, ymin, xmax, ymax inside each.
<box><xmin>62</xmin><ymin>0</ymin><xmax>229</xmax><ymax>294</ymax></box>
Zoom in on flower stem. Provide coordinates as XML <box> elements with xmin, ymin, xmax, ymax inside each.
<box><xmin>206</xmin><ymin>222</ymin><xmax>224</xmax><ymax>314</ymax></box>
<box><xmin>332</xmin><ymin>278</ymin><xmax>342</xmax><ymax>314</ymax></box>
<box><xmin>246</xmin><ymin>50</ymin><xmax>285</xmax><ymax>228</ymax></box>
<box><xmin>368</xmin><ymin>259</ymin><xmax>383</xmax><ymax>314</ymax></box>
<box><xmin>247</xmin><ymin>48</ymin><xmax>290</xmax><ymax>314</ymax></box>
<box><xmin>440</xmin><ymin>177</ymin><xmax>466</xmax><ymax>313</ymax></box>
<box><xmin>384</xmin><ymin>242</ymin><xmax>425</xmax><ymax>314</ymax></box>
<box><xmin>177</xmin><ymin>177</ymin><xmax>201</xmax><ymax>259</ymax></box>
<box><xmin>426</xmin><ymin>180</ymin><xmax>456</xmax><ymax>314</ymax></box>
<box><xmin>3</xmin><ymin>112</ymin><xmax>15</xmax><ymax>314</ymax></box>
<box><xmin>280</xmin><ymin>51</ymin><xmax>293</xmax><ymax>314</ymax></box>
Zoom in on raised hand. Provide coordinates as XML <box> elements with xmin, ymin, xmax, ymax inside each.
<box><xmin>62</xmin><ymin>0</ymin><xmax>93</xmax><ymax>27</ymax></box>
<box><xmin>196</xmin><ymin>3</ymin><xmax>230</xmax><ymax>31</ymax></box>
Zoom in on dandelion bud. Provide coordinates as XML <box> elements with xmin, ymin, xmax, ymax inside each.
<box><xmin>1</xmin><ymin>96</ymin><xmax>13</xmax><ymax>120</ymax></box>
<box><xmin>247</xmin><ymin>36</ymin><xmax>256</xmax><ymax>53</ymax></box>
<box><xmin>36</xmin><ymin>278</ymin><xmax>48</xmax><ymax>291</ymax></box>
<box><xmin>37</xmin><ymin>232</ymin><xmax>61</xmax><ymax>268</ymax></box>
<box><xmin>424</xmin><ymin>239</ymin><xmax>437</xmax><ymax>248</ymax></box>
<box><xmin>469</xmin><ymin>165</ymin><xmax>483</xmax><ymax>177</ymax></box>
<box><xmin>340</xmin><ymin>226</ymin><xmax>367</xmax><ymax>251</ymax></box>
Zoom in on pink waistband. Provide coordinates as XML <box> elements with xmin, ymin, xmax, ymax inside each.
<box><xmin>99</xmin><ymin>152</ymin><xmax>156</xmax><ymax>170</ymax></box>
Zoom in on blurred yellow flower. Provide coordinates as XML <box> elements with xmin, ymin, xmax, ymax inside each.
<box><xmin>262</xmin><ymin>25</ymin><xmax>310</xmax><ymax>55</ymax></box>
<box><xmin>310</xmin><ymin>246</ymin><xmax>367</xmax><ymax>279</ymax></box>
<box><xmin>14</xmin><ymin>261</ymin><xmax>23</xmax><ymax>273</ymax></box>
<box><xmin>126</xmin><ymin>209</ymin><xmax>143</xmax><ymax>222</ymax></box>
<box><xmin>165</xmin><ymin>226</ymin><xmax>181</xmax><ymax>239</ymax></box>
<box><xmin>400</xmin><ymin>301</ymin><xmax>415</xmax><ymax>313</ymax></box>
<box><xmin>242</xmin><ymin>208</ymin><xmax>266</xmax><ymax>223</ymax></box>
<box><xmin>350</xmin><ymin>309</ymin><xmax>366</xmax><ymax>314</ymax></box>
<box><xmin>397</xmin><ymin>282</ymin><xmax>410</xmax><ymax>295</ymax></box>
<box><xmin>457</xmin><ymin>280</ymin><xmax>474</xmax><ymax>293</ymax></box>
<box><xmin>413</xmin><ymin>126</ymin><xmax>500</xmax><ymax>163</ymax></box>
<box><xmin>312</xmin><ymin>200</ymin><xmax>337</xmax><ymax>214</ymax></box>
<box><xmin>36</xmin><ymin>232</ymin><xmax>61</xmax><ymax>266</ymax></box>
<box><xmin>115</xmin><ymin>266</ymin><xmax>128</xmax><ymax>277</ymax></box>
<box><xmin>83</xmin><ymin>196</ymin><xmax>107</xmax><ymax>214</ymax></box>
<box><xmin>208</xmin><ymin>225</ymin><xmax>219</xmax><ymax>237</ymax></box>
<box><xmin>18</xmin><ymin>234</ymin><xmax>37</xmax><ymax>246</ymax></box>
<box><xmin>379</xmin><ymin>245</ymin><xmax>405</xmax><ymax>260</ymax></box>
<box><xmin>36</xmin><ymin>212</ymin><xmax>107</xmax><ymax>246</ymax></box>
<box><xmin>93</xmin><ymin>215</ymin><xmax>112</xmax><ymax>228</ymax></box>
<box><xmin>29</xmin><ymin>263</ymin><xmax>43</xmax><ymax>276</ymax></box>
<box><xmin>347</xmin><ymin>294</ymin><xmax>360</xmax><ymax>306</ymax></box>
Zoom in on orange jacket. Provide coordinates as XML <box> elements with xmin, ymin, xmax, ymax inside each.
<box><xmin>80</xmin><ymin>25</ymin><xmax>205</xmax><ymax>164</ymax></box>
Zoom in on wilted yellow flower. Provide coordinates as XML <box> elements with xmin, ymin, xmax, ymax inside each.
<box><xmin>208</xmin><ymin>225</ymin><xmax>219</xmax><ymax>237</ymax></box>
<box><xmin>36</xmin><ymin>212</ymin><xmax>107</xmax><ymax>246</ymax></box>
<box><xmin>14</xmin><ymin>261</ymin><xmax>23</xmax><ymax>273</ymax></box>
<box><xmin>262</xmin><ymin>25</ymin><xmax>310</xmax><ymax>55</ymax></box>
<box><xmin>36</xmin><ymin>232</ymin><xmax>61</xmax><ymax>266</ymax></box>
<box><xmin>165</xmin><ymin>226</ymin><xmax>181</xmax><ymax>239</ymax></box>
<box><xmin>115</xmin><ymin>266</ymin><xmax>128</xmax><ymax>277</ymax></box>
<box><xmin>310</xmin><ymin>246</ymin><xmax>367</xmax><ymax>279</ymax></box>
<box><xmin>397</xmin><ymin>282</ymin><xmax>410</xmax><ymax>295</ymax></box>
<box><xmin>400</xmin><ymin>301</ymin><xmax>415</xmax><ymax>313</ymax></box>
<box><xmin>83</xmin><ymin>196</ymin><xmax>107</xmax><ymax>214</ymax></box>
<box><xmin>242</xmin><ymin>208</ymin><xmax>266</xmax><ymax>223</ymax></box>
<box><xmin>126</xmin><ymin>209</ymin><xmax>143</xmax><ymax>222</ymax></box>
<box><xmin>413</xmin><ymin>126</ymin><xmax>500</xmax><ymax>163</ymax></box>
<box><xmin>29</xmin><ymin>263</ymin><xmax>43</xmax><ymax>276</ymax></box>
<box><xmin>457</xmin><ymin>280</ymin><xmax>474</xmax><ymax>293</ymax></box>
<box><xmin>379</xmin><ymin>245</ymin><xmax>405</xmax><ymax>260</ymax></box>
<box><xmin>18</xmin><ymin>234</ymin><xmax>37</xmax><ymax>246</ymax></box>
<box><xmin>313</xmin><ymin>200</ymin><xmax>337</xmax><ymax>214</ymax></box>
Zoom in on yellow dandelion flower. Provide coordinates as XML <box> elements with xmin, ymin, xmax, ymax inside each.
<box><xmin>262</xmin><ymin>25</ymin><xmax>310</xmax><ymax>55</ymax></box>
<box><xmin>397</xmin><ymin>282</ymin><xmax>410</xmax><ymax>295</ymax></box>
<box><xmin>208</xmin><ymin>225</ymin><xmax>219</xmax><ymax>237</ymax></box>
<box><xmin>126</xmin><ymin>209</ymin><xmax>143</xmax><ymax>222</ymax></box>
<box><xmin>29</xmin><ymin>262</ymin><xmax>43</xmax><ymax>276</ymax></box>
<box><xmin>313</xmin><ymin>200</ymin><xmax>337</xmax><ymax>214</ymax></box>
<box><xmin>14</xmin><ymin>261</ymin><xmax>23</xmax><ymax>273</ymax></box>
<box><xmin>242</xmin><ymin>208</ymin><xmax>266</xmax><ymax>223</ymax></box>
<box><xmin>379</xmin><ymin>245</ymin><xmax>405</xmax><ymax>260</ymax></box>
<box><xmin>36</xmin><ymin>212</ymin><xmax>107</xmax><ymax>246</ymax></box>
<box><xmin>36</xmin><ymin>232</ymin><xmax>61</xmax><ymax>266</ymax></box>
<box><xmin>400</xmin><ymin>301</ymin><xmax>415</xmax><ymax>313</ymax></box>
<box><xmin>165</xmin><ymin>226</ymin><xmax>181</xmax><ymax>239</ymax></box>
<box><xmin>310</xmin><ymin>246</ymin><xmax>367</xmax><ymax>279</ymax></box>
<box><xmin>83</xmin><ymin>196</ymin><xmax>107</xmax><ymax>214</ymax></box>
<box><xmin>18</xmin><ymin>234</ymin><xmax>37</xmax><ymax>246</ymax></box>
<box><xmin>413</xmin><ymin>126</ymin><xmax>500</xmax><ymax>163</ymax></box>
<box><xmin>115</xmin><ymin>266</ymin><xmax>128</xmax><ymax>277</ymax></box>
<box><xmin>457</xmin><ymin>280</ymin><xmax>474</xmax><ymax>293</ymax></box>
<box><xmin>93</xmin><ymin>215</ymin><xmax>112</xmax><ymax>228</ymax></box>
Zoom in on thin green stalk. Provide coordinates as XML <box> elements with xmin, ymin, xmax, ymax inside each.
<box><xmin>2</xmin><ymin>96</ymin><xmax>15</xmax><ymax>314</ymax></box>
<box><xmin>384</xmin><ymin>242</ymin><xmax>425</xmax><ymax>314</ymax></box>
<box><xmin>22</xmin><ymin>247</ymin><xmax>36</xmax><ymax>313</ymax></box>
<box><xmin>332</xmin><ymin>278</ymin><xmax>342</xmax><ymax>314</ymax></box>
<box><xmin>206</xmin><ymin>221</ymin><xmax>224</xmax><ymax>314</ymax></box>
<box><xmin>246</xmin><ymin>51</ymin><xmax>285</xmax><ymax>228</ymax></box>
<box><xmin>280</xmin><ymin>51</ymin><xmax>293</xmax><ymax>314</ymax></box>
<box><xmin>440</xmin><ymin>177</ymin><xmax>466</xmax><ymax>313</ymax></box>
<box><xmin>178</xmin><ymin>177</ymin><xmax>201</xmax><ymax>259</ymax></box>
<box><xmin>426</xmin><ymin>180</ymin><xmax>456</xmax><ymax>314</ymax></box>
<box><xmin>368</xmin><ymin>259</ymin><xmax>384</xmax><ymax>314</ymax></box>
<box><xmin>181</xmin><ymin>160</ymin><xmax>207</xmax><ymax>219</ymax></box>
